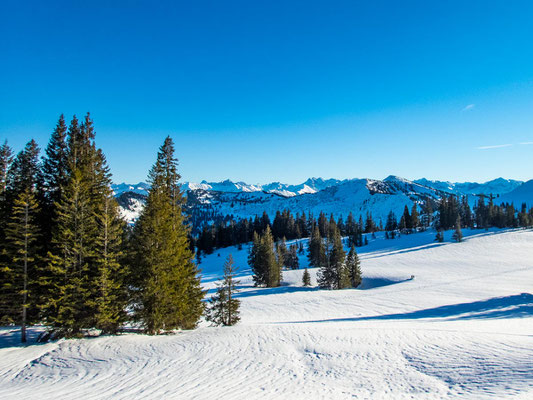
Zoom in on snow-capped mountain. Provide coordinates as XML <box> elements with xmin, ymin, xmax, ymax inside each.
<box><xmin>414</xmin><ymin>178</ymin><xmax>523</xmax><ymax>196</ymax></box>
<box><xmin>112</xmin><ymin>176</ymin><xmax>531</xmax><ymax>226</ymax></box>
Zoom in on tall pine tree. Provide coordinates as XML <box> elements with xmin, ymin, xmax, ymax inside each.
<box><xmin>130</xmin><ymin>137</ymin><xmax>204</xmax><ymax>333</ymax></box>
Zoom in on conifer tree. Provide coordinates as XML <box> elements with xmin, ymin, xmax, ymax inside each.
<box><xmin>206</xmin><ymin>255</ymin><xmax>240</xmax><ymax>326</ymax></box>
<box><xmin>452</xmin><ymin>216</ymin><xmax>463</xmax><ymax>242</ymax></box>
<box><xmin>410</xmin><ymin>204</ymin><xmax>419</xmax><ymax>230</ymax></box>
<box><xmin>43</xmin><ymin>168</ymin><xmax>95</xmax><ymax>336</ymax></box>
<box><xmin>2</xmin><ymin>189</ymin><xmax>40</xmax><ymax>341</ymax></box>
<box><xmin>345</xmin><ymin>245</ymin><xmax>362</xmax><ymax>288</ymax></box>
<box><xmin>318</xmin><ymin>223</ymin><xmax>346</xmax><ymax>289</ymax></box>
<box><xmin>302</xmin><ymin>268</ymin><xmax>311</xmax><ymax>286</ymax></box>
<box><xmin>92</xmin><ymin>192</ymin><xmax>127</xmax><ymax>334</ymax></box>
<box><xmin>130</xmin><ymin>137</ymin><xmax>204</xmax><ymax>333</ymax></box>
<box><xmin>307</xmin><ymin>225</ymin><xmax>327</xmax><ymax>269</ymax></box>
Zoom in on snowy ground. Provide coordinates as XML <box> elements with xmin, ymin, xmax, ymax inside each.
<box><xmin>1</xmin><ymin>228</ymin><xmax>532</xmax><ymax>399</ymax></box>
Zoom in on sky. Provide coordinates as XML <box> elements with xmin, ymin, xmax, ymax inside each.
<box><xmin>1</xmin><ymin>1</ymin><xmax>533</xmax><ymax>185</ymax></box>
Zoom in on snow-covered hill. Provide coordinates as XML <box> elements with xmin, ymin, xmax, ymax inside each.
<box><xmin>2</xmin><ymin>228</ymin><xmax>532</xmax><ymax>399</ymax></box>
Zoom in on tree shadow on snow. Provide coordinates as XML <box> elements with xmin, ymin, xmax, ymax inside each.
<box><xmin>286</xmin><ymin>293</ymin><xmax>533</xmax><ymax>324</ymax></box>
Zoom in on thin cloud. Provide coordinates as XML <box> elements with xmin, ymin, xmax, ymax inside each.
<box><xmin>462</xmin><ymin>104</ymin><xmax>475</xmax><ymax>112</ymax></box>
<box><xmin>476</xmin><ymin>144</ymin><xmax>513</xmax><ymax>150</ymax></box>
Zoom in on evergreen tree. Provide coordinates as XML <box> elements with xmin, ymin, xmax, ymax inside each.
<box><xmin>452</xmin><ymin>216</ymin><xmax>463</xmax><ymax>243</ymax></box>
<box><xmin>206</xmin><ymin>255</ymin><xmax>240</xmax><ymax>326</ymax></box>
<box><xmin>345</xmin><ymin>245</ymin><xmax>362</xmax><ymax>288</ymax></box>
<box><xmin>92</xmin><ymin>191</ymin><xmax>127</xmax><ymax>334</ymax></box>
<box><xmin>2</xmin><ymin>189</ymin><xmax>40</xmax><ymax>341</ymax></box>
<box><xmin>37</xmin><ymin>115</ymin><xmax>69</xmax><ymax>249</ymax></box>
<box><xmin>307</xmin><ymin>225</ymin><xmax>326</xmax><ymax>269</ymax></box>
<box><xmin>302</xmin><ymin>268</ymin><xmax>311</xmax><ymax>286</ymax></box>
<box><xmin>410</xmin><ymin>204</ymin><xmax>419</xmax><ymax>230</ymax></box>
<box><xmin>43</xmin><ymin>168</ymin><xmax>96</xmax><ymax>336</ymax></box>
<box><xmin>435</xmin><ymin>229</ymin><xmax>444</xmax><ymax>243</ymax></box>
<box><xmin>318</xmin><ymin>223</ymin><xmax>346</xmax><ymax>289</ymax></box>
<box><xmin>129</xmin><ymin>137</ymin><xmax>204</xmax><ymax>333</ymax></box>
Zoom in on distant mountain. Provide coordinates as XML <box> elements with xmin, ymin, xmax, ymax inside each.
<box><xmin>414</xmin><ymin>178</ymin><xmax>523</xmax><ymax>196</ymax></box>
<box><xmin>497</xmin><ymin>179</ymin><xmax>533</xmax><ymax>207</ymax></box>
<box><xmin>112</xmin><ymin>176</ymin><xmax>530</xmax><ymax>226</ymax></box>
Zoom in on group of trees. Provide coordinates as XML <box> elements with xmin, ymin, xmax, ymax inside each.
<box><xmin>247</xmin><ymin>219</ymin><xmax>363</xmax><ymax>291</ymax></box>
<box><xmin>197</xmin><ymin>210</ymin><xmax>375</xmax><ymax>257</ymax></box>
<box><xmin>0</xmin><ymin>115</ymin><xmax>205</xmax><ymax>340</ymax></box>
<box><xmin>309</xmin><ymin>221</ymin><xmax>362</xmax><ymax>290</ymax></box>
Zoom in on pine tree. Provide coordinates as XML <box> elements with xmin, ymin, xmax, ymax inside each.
<box><xmin>43</xmin><ymin>168</ymin><xmax>95</xmax><ymax>336</ymax></box>
<box><xmin>307</xmin><ymin>225</ymin><xmax>326</xmax><ymax>269</ymax></box>
<box><xmin>452</xmin><ymin>216</ymin><xmax>463</xmax><ymax>242</ymax></box>
<box><xmin>302</xmin><ymin>268</ymin><xmax>311</xmax><ymax>286</ymax></box>
<box><xmin>435</xmin><ymin>229</ymin><xmax>444</xmax><ymax>243</ymax></box>
<box><xmin>92</xmin><ymin>192</ymin><xmax>127</xmax><ymax>334</ymax></box>
<box><xmin>130</xmin><ymin>137</ymin><xmax>204</xmax><ymax>333</ymax></box>
<box><xmin>318</xmin><ymin>223</ymin><xmax>346</xmax><ymax>289</ymax></box>
<box><xmin>345</xmin><ymin>245</ymin><xmax>362</xmax><ymax>288</ymax></box>
<box><xmin>410</xmin><ymin>204</ymin><xmax>419</xmax><ymax>230</ymax></box>
<box><xmin>0</xmin><ymin>141</ymin><xmax>14</xmax><ymax>322</ymax></box>
<box><xmin>206</xmin><ymin>255</ymin><xmax>240</xmax><ymax>326</ymax></box>
<box><xmin>2</xmin><ymin>189</ymin><xmax>40</xmax><ymax>341</ymax></box>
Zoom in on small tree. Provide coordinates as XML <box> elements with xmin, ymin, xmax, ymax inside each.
<box><xmin>302</xmin><ymin>268</ymin><xmax>311</xmax><ymax>287</ymax></box>
<box><xmin>345</xmin><ymin>245</ymin><xmax>362</xmax><ymax>288</ymax></box>
<box><xmin>435</xmin><ymin>230</ymin><xmax>444</xmax><ymax>243</ymax></box>
<box><xmin>452</xmin><ymin>216</ymin><xmax>463</xmax><ymax>242</ymax></box>
<box><xmin>206</xmin><ymin>255</ymin><xmax>240</xmax><ymax>326</ymax></box>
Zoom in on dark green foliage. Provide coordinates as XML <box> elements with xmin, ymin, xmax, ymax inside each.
<box><xmin>452</xmin><ymin>216</ymin><xmax>463</xmax><ymax>242</ymax></box>
<box><xmin>302</xmin><ymin>268</ymin><xmax>311</xmax><ymax>286</ymax></box>
<box><xmin>43</xmin><ymin>168</ymin><xmax>96</xmax><ymax>336</ymax></box>
<box><xmin>307</xmin><ymin>225</ymin><xmax>327</xmax><ymax>269</ymax></box>
<box><xmin>345</xmin><ymin>245</ymin><xmax>362</xmax><ymax>288</ymax></box>
<box><xmin>206</xmin><ymin>254</ymin><xmax>240</xmax><ymax>326</ymax></box>
<box><xmin>249</xmin><ymin>226</ymin><xmax>281</xmax><ymax>287</ymax></box>
<box><xmin>286</xmin><ymin>244</ymin><xmax>300</xmax><ymax>269</ymax></box>
<box><xmin>435</xmin><ymin>230</ymin><xmax>444</xmax><ymax>243</ymax></box>
<box><xmin>318</xmin><ymin>222</ymin><xmax>347</xmax><ymax>289</ymax></box>
<box><xmin>2</xmin><ymin>190</ymin><xmax>40</xmax><ymax>341</ymax></box>
<box><xmin>129</xmin><ymin>137</ymin><xmax>204</xmax><ymax>334</ymax></box>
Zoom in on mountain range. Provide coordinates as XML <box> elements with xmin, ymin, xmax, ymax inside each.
<box><xmin>113</xmin><ymin>176</ymin><xmax>532</xmax><ymax>226</ymax></box>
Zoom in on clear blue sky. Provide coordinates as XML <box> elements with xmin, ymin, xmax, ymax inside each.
<box><xmin>1</xmin><ymin>1</ymin><xmax>533</xmax><ymax>184</ymax></box>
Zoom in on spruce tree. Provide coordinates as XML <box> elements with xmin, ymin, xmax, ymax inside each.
<box><xmin>345</xmin><ymin>245</ymin><xmax>362</xmax><ymax>288</ymax></box>
<box><xmin>43</xmin><ymin>168</ymin><xmax>95</xmax><ymax>336</ymax></box>
<box><xmin>92</xmin><ymin>191</ymin><xmax>127</xmax><ymax>334</ymax></box>
<box><xmin>2</xmin><ymin>189</ymin><xmax>40</xmax><ymax>341</ymax></box>
<box><xmin>318</xmin><ymin>223</ymin><xmax>346</xmax><ymax>289</ymax></box>
<box><xmin>302</xmin><ymin>268</ymin><xmax>311</xmax><ymax>286</ymax></box>
<box><xmin>452</xmin><ymin>216</ymin><xmax>463</xmax><ymax>242</ymax></box>
<box><xmin>206</xmin><ymin>255</ymin><xmax>240</xmax><ymax>326</ymax></box>
<box><xmin>130</xmin><ymin>137</ymin><xmax>204</xmax><ymax>333</ymax></box>
<box><xmin>307</xmin><ymin>225</ymin><xmax>326</xmax><ymax>269</ymax></box>
<box><xmin>37</xmin><ymin>115</ymin><xmax>69</xmax><ymax>249</ymax></box>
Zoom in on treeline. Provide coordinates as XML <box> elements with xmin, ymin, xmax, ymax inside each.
<box><xmin>196</xmin><ymin>210</ymin><xmax>379</xmax><ymax>257</ymax></box>
<box><xmin>0</xmin><ymin>115</ymin><xmax>203</xmax><ymax>340</ymax></box>
<box><xmin>197</xmin><ymin>192</ymin><xmax>533</xmax><ymax>253</ymax></box>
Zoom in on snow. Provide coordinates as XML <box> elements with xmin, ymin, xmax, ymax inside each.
<box><xmin>1</xmin><ymin>228</ymin><xmax>532</xmax><ymax>399</ymax></box>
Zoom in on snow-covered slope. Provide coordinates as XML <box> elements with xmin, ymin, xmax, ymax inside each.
<box><xmin>415</xmin><ymin>177</ymin><xmax>523</xmax><ymax>196</ymax></box>
<box><xmin>497</xmin><ymin>179</ymin><xmax>533</xmax><ymax>207</ymax></box>
<box><xmin>113</xmin><ymin>176</ymin><xmax>532</xmax><ymax>225</ymax></box>
<box><xmin>1</xmin><ymin>229</ymin><xmax>532</xmax><ymax>399</ymax></box>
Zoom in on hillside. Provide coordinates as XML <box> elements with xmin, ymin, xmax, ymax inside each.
<box><xmin>1</xmin><ymin>228</ymin><xmax>532</xmax><ymax>399</ymax></box>
<box><xmin>113</xmin><ymin>176</ymin><xmax>530</xmax><ymax>226</ymax></box>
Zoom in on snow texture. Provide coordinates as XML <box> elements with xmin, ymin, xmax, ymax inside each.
<box><xmin>1</xmin><ymin>228</ymin><xmax>532</xmax><ymax>399</ymax></box>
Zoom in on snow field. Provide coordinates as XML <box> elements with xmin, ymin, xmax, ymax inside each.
<box><xmin>1</xmin><ymin>228</ymin><xmax>532</xmax><ymax>399</ymax></box>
